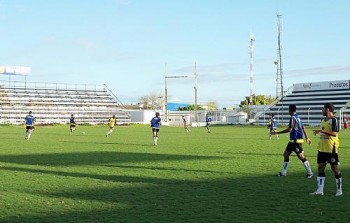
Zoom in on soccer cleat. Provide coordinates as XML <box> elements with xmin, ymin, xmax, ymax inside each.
<box><xmin>277</xmin><ymin>172</ymin><xmax>286</xmax><ymax>177</ymax></box>
<box><xmin>306</xmin><ymin>173</ymin><xmax>314</xmax><ymax>178</ymax></box>
<box><xmin>335</xmin><ymin>191</ymin><xmax>343</xmax><ymax>196</ymax></box>
<box><xmin>309</xmin><ymin>191</ymin><xmax>324</xmax><ymax>195</ymax></box>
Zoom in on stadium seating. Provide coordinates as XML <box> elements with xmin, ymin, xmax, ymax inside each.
<box><xmin>255</xmin><ymin>84</ymin><xmax>350</xmax><ymax>126</ymax></box>
<box><xmin>0</xmin><ymin>81</ymin><xmax>130</xmax><ymax>125</ymax></box>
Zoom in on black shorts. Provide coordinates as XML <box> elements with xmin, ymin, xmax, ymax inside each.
<box><xmin>70</xmin><ymin>124</ymin><xmax>76</xmax><ymax>128</ymax></box>
<box><xmin>317</xmin><ymin>151</ymin><xmax>339</xmax><ymax>165</ymax></box>
<box><xmin>269</xmin><ymin>127</ymin><xmax>277</xmax><ymax>132</ymax></box>
<box><xmin>152</xmin><ymin>128</ymin><xmax>160</xmax><ymax>133</ymax></box>
<box><xmin>26</xmin><ymin>126</ymin><xmax>34</xmax><ymax>130</ymax></box>
<box><xmin>285</xmin><ymin>142</ymin><xmax>304</xmax><ymax>154</ymax></box>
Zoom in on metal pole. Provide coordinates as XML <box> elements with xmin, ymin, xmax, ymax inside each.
<box><xmin>340</xmin><ymin>109</ymin><xmax>343</xmax><ymax>131</ymax></box>
<box><xmin>194</xmin><ymin>62</ymin><xmax>198</xmax><ymax>123</ymax></box>
<box><xmin>249</xmin><ymin>33</ymin><xmax>255</xmax><ymax>100</ymax></box>
<box><xmin>276</xmin><ymin>14</ymin><xmax>284</xmax><ymax>124</ymax></box>
<box><xmin>164</xmin><ymin>64</ymin><xmax>168</xmax><ymax>122</ymax></box>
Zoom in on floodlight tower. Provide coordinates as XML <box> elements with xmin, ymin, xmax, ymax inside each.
<box><xmin>249</xmin><ymin>33</ymin><xmax>255</xmax><ymax>102</ymax></box>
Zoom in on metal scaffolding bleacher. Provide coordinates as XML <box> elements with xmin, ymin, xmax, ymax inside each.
<box><xmin>0</xmin><ymin>80</ymin><xmax>130</xmax><ymax>125</ymax></box>
<box><xmin>255</xmin><ymin>80</ymin><xmax>350</xmax><ymax>126</ymax></box>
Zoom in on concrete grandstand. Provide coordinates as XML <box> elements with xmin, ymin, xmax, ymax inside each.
<box><xmin>255</xmin><ymin>80</ymin><xmax>350</xmax><ymax>126</ymax></box>
<box><xmin>0</xmin><ymin>80</ymin><xmax>130</xmax><ymax>125</ymax></box>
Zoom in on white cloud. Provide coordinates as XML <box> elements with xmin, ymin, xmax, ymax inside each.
<box><xmin>286</xmin><ymin>65</ymin><xmax>350</xmax><ymax>76</ymax></box>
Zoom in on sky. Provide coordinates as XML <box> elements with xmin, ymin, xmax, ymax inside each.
<box><xmin>0</xmin><ymin>0</ymin><xmax>349</xmax><ymax>108</ymax></box>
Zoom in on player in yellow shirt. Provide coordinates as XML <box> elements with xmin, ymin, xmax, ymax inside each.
<box><xmin>310</xmin><ymin>103</ymin><xmax>342</xmax><ymax>196</ymax></box>
<box><xmin>106</xmin><ymin>115</ymin><xmax>116</xmax><ymax>137</ymax></box>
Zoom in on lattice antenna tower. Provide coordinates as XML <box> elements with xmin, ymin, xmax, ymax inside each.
<box><xmin>275</xmin><ymin>14</ymin><xmax>283</xmax><ymax>98</ymax></box>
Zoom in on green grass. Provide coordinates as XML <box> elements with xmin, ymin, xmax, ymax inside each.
<box><xmin>0</xmin><ymin>124</ymin><xmax>349</xmax><ymax>223</ymax></box>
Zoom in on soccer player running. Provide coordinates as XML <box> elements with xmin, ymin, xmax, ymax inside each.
<box><xmin>150</xmin><ymin>112</ymin><xmax>161</xmax><ymax>145</ymax></box>
<box><xmin>106</xmin><ymin>115</ymin><xmax>116</xmax><ymax>137</ymax></box>
<box><xmin>268</xmin><ymin>114</ymin><xmax>279</xmax><ymax>139</ymax></box>
<box><xmin>182</xmin><ymin>115</ymin><xmax>190</xmax><ymax>132</ymax></box>
<box><xmin>310</xmin><ymin>103</ymin><xmax>342</xmax><ymax>196</ymax></box>
<box><xmin>272</xmin><ymin>104</ymin><xmax>313</xmax><ymax>178</ymax></box>
<box><xmin>205</xmin><ymin>114</ymin><xmax>211</xmax><ymax>133</ymax></box>
<box><xmin>25</xmin><ymin>111</ymin><xmax>35</xmax><ymax>140</ymax></box>
<box><xmin>69</xmin><ymin>114</ymin><xmax>76</xmax><ymax>135</ymax></box>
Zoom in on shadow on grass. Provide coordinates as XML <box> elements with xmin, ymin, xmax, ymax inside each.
<box><xmin>61</xmin><ymin>140</ymin><xmax>152</xmax><ymax>147</ymax></box>
<box><xmin>0</xmin><ymin>151</ymin><xmax>220</xmax><ymax>166</ymax></box>
<box><xmin>3</xmin><ymin>166</ymin><xmax>350</xmax><ymax>223</ymax></box>
<box><xmin>1</xmin><ymin>152</ymin><xmax>350</xmax><ymax>223</ymax></box>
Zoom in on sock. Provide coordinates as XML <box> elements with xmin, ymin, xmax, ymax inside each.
<box><xmin>303</xmin><ymin>160</ymin><xmax>313</xmax><ymax>175</ymax></box>
<box><xmin>336</xmin><ymin>177</ymin><xmax>342</xmax><ymax>194</ymax></box>
<box><xmin>316</xmin><ymin>176</ymin><xmax>325</xmax><ymax>193</ymax></box>
<box><xmin>281</xmin><ymin>162</ymin><xmax>289</xmax><ymax>175</ymax></box>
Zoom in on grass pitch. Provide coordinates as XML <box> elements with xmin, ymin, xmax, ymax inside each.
<box><xmin>0</xmin><ymin>124</ymin><xmax>349</xmax><ymax>223</ymax></box>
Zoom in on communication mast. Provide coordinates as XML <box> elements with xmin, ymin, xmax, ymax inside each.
<box><xmin>275</xmin><ymin>13</ymin><xmax>284</xmax><ymax>123</ymax></box>
<box><xmin>249</xmin><ymin>33</ymin><xmax>255</xmax><ymax>102</ymax></box>
<box><xmin>275</xmin><ymin>14</ymin><xmax>283</xmax><ymax>99</ymax></box>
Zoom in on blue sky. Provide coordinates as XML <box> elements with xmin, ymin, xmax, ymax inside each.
<box><xmin>0</xmin><ymin>0</ymin><xmax>349</xmax><ymax>108</ymax></box>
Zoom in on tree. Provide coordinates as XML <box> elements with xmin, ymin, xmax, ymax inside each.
<box><xmin>206</xmin><ymin>101</ymin><xmax>218</xmax><ymax>110</ymax></box>
<box><xmin>177</xmin><ymin>104</ymin><xmax>204</xmax><ymax>111</ymax></box>
<box><xmin>139</xmin><ymin>96</ymin><xmax>150</xmax><ymax>109</ymax></box>
<box><xmin>239</xmin><ymin>95</ymin><xmax>274</xmax><ymax>106</ymax></box>
<box><xmin>138</xmin><ymin>93</ymin><xmax>163</xmax><ymax>110</ymax></box>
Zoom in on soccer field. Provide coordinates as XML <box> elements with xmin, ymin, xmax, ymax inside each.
<box><xmin>0</xmin><ymin>125</ymin><xmax>349</xmax><ymax>223</ymax></box>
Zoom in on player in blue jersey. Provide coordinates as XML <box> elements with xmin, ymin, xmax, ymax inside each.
<box><xmin>150</xmin><ymin>112</ymin><xmax>161</xmax><ymax>145</ymax></box>
<box><xmin>206</xmin><ymin>114</ymin><xmax>212</xmax><ymax>133</ymax></box>
<box><xmin>25</xmin><ymin>111</ymin><xmax>36</xmax><ymax>140</ymax></box>
<box><xmin>268</xmin><ymin>114</ymin><xmax>279</xmax><ymax>139</ymax></box>
<box><xmin>69</xmin><ymin>114</ymin><xmax>76</xmax><ymax>135</ymax></box>
<box><xmin>272</xmin><ymin>104</ymin><xmax>313</xmax><ymax>178</ymax></box>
